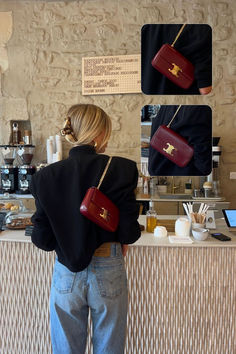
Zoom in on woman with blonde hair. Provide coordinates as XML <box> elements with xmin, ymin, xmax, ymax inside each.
<box><xmin>30</xmin><ymin>104</ymin><xmax>141</xmax><ymax>354</ymax></box>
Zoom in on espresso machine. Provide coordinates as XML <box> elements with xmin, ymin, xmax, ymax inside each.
<box><xmin>16</xmin><ymin>145</ymin><xmax>36</xmax><ymax>194</ymax></box>
<box><xmin>207</xmin><ymin>137</ymin><xmax>222</xmax><ymax>197</ymax></box>
<box><xmin>0</xmin><ymin>145</ymin><xmax>18</xmax><ymax>193</ymax></box>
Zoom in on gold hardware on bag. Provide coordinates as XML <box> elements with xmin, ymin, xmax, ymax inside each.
<box><xmin>100</xmin><ymin>208</ymin><xmax>108</xmax><ymax>220</ymax></box>
<box><xmin>163</xmin><ymin>143</ymin><xmax>177</xmax><ymax>156</ymax></box>
<box><xmin>168</xmin><ymin>63</ymin><xmax>182</xmax><ymax>77</ymax></box>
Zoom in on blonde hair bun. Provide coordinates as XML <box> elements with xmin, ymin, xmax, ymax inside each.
<box><xmin>63</xmin><ymin>104</ymin><xmax>112</xmax><ymax>148</ymax></box>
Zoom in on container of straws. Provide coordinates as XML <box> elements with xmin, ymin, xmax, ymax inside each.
<box><xmin>183</xmin><ymin>202</ymin><xmax>209</xmax><ymax>228</ymax></box>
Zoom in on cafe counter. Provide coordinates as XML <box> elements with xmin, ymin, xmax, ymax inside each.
<box><xmin>0</xmin><ymin>216</ymin><xmax>235</xmax><ymax>353</ymax></box>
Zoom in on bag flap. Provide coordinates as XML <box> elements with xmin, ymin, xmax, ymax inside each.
<box><xmin>150</xmin><ymin>125</ymin><xmax>194</xmax><ymax>157</ymax></box>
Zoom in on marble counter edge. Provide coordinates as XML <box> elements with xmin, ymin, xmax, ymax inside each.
<box><xmin>1</xmin><ymin>215</ymin><xmax>235</xmax><ymax>247</ymax></box>
<box><xmin>136</xmin><ymin>197</ymin><xmax>226</xmax><ymax>202</ymax></box>
<box><xmin>1</xmin><ymin>229</ymin><xmax>236</xmax><ymax>248</ymax></box>
<box><xmin>0</xmin><ymin>193</ymin><xmax>33</xmax><ymax>199</ymax></box>
<box><xmin>133</xmin><ymin>231</ymin><xmax>236</xmax><ymax>247</ymax></box>
<box><xmin>0</xmin><ymin>230</ymin><xmax>31</xmax><ymax>243</ymax></box>
<box><xmin>1</xmin><ymin>194</ymin><xmax>226</xmax><ymax>202</ymax></box>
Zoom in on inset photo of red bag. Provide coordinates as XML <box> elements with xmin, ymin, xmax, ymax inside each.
<box><xmin>141</xmin><ymin>24</ymin><xmax>212</xmax><ymax>95</ymax></box>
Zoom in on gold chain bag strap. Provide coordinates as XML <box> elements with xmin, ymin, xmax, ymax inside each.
<box><xmin>150</xmin><ymin>105</ymin><xmax>194</xmax><ymax>168</ymax></box>
<box><xmin>80</xmin><ymin>157</ymin><xmax>119</xmax><ymax>232</ymax></box>
<box><xmin>171</xmin><ymin>24</ymin><xmax>186</xmax><ymax>47</ymax></box>
<box><xmin>151</xmin><ymin>25</ymin><xmax>195</xmax><ymax>89</ymax></box>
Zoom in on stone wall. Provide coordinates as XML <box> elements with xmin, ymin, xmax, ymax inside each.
<box><xmin>0</xmin><ymin>0</ymin><xmax>236</xmax><ymax>207</ymax></box>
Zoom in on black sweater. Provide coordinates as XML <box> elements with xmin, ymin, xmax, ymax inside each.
<box><xmin>148</xmin><ymin>105</ymin><xmax>212</xmax><ymax>176</ymax></box>
<box><xmin>141</xmin><ymin>24</ymin><xmax>212</xmax><ymax>95</ymax></box>
<box><xmin>30</xmin><ymin>145</ymin><xmax>141</xmax><ymax>272</ymax></box>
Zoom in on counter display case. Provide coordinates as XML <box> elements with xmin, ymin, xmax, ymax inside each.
<box><xmin>5</xmin><ymin>209</ymin><xmax>33</xmax><ymax>230</ymax></box>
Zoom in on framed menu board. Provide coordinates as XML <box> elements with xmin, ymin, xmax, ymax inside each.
<box><xmin>82</xmin><ymin>54</ymin><xmax>141</xmax><ymax>95</ymax></box>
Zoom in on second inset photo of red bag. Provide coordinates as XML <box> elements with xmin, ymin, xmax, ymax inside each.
<box><xmin>141</xmin><ymin>105</ymin><xmax>212</xmax><ymax>176</ymax></box>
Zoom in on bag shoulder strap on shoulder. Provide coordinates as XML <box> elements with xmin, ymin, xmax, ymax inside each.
<box><xmin>97</xmin><ymin>156</ymin><xmax>112</xmax><ymax>189</ymax></box>
<box><xmin>171</xmin><ymin>24</ymin><xmax>186</xmax><ymax>47</ymax></box>
<box><xmin>167</xmin><ymin>105</ymin><xmax>182</xmax><ymax>128</ymax></box>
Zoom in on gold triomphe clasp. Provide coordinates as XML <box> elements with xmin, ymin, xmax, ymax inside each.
<box><xmin>100</xmin><ymin>208</ymin><xmax>108</xmax><ymax>220</ymax></box>
<box><xmin>168</xmin><ymin>63</ymin><xmax>182</xmax><ymax>77</ymax></box>
<box><xmin>163</xmin><ymin>143</ymin><xmax>177</xmax><ymax>156</ymax></box>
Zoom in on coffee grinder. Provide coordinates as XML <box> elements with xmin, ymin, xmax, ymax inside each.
<box><xmin>0</xmin><ymin>145</ymin><xmax>18</xmax><ymax>193</ymax></box>
<box><xmin>16</xmin><ymin>145</ymin><xmax>36</xmax><ymax>194</ymax></box>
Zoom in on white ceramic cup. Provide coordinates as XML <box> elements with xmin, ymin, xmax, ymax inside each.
<box><xmin>154</xmin><ymin>226</ymin><xmax>168</xmax><ymax>238</ymax></box>
<box><xmin>192</xmin><ymin>227</ymin><xmax>209</xmax><ymax>241</ymax></box>
<box><xmin>175</xmin><ymin>217</ymin><xmax>191</xmax><ymax>237</ymax></box>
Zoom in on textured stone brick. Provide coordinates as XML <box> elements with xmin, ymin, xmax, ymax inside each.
<box><xmin>0</xmin><ymin>0</ymin><xmax>235</xmax><ymax>207</ymax></box>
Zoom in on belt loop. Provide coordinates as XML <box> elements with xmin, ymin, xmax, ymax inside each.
<box><xmin>111</xmin><ymin>243</ymin><xmax>116</xmax><ymax>257</ymax></box>
<box><xmin>115</xmin><ymin>243</ymin><xmax>119</xmax><ymax>256</ymax></box>
<box><xmin>111</xmin><ymin>243</ymin><xmax>119</xmax><ymax>257</ymax></box>
<box><xmin>114</xmin><ymin>243</ymin><xmax>121</xmax><ymax>257</ymax></box>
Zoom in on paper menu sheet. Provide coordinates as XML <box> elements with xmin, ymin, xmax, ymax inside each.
<box><xmin>82</xmin><ymin>54</ymin><xmax>141</xmax><ymax>95</ymax></box>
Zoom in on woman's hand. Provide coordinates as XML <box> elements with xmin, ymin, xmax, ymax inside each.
<box><xmin>199</xmin><ymin>86</ymin><xmax>212</xmax><ymax>95</ymax></box>
<box><xmin>121</xmin><ymin>244</ymin><xmax>129</xmax><ymax>257</ymax></box>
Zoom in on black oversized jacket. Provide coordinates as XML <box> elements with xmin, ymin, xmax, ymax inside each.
<box><xmin>141</xmin><ymin>24</ymin><xmax>212</xmax><ymax>95</ymax></box>
<box><xmin>148</xmin><ymin>105</ymin><xmax>212</xmax><ymax>176</ymax></box>
<box><xmin>30</xmin><ymin>145</ymin><xmax>141</xmax><ymax>272</ymax></box>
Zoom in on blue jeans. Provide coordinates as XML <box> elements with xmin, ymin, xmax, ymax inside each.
<box><xmin>50</xmin><ymin>243</ymin><xmax>128</xmax><ymax>354</ymax></box>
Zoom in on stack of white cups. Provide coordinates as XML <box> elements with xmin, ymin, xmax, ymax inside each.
<box><xmin>46</xmin><ymin>135</ymin><xmax>62</xmax><ymax>164</ymax></box>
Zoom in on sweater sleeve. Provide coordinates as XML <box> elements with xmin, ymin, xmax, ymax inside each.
<box><xmin>30</xmin><ymin>175</ymin><xmax>57</xmax><ymax>251</ymax></box>
<box><xmin>182</xmin><ymin>106</ymin><xmax>212</xmax><ymax>175</ymax></box>
<box><xmin>186</xmin><ymin>25</ymin><xmax>212</xmax><ymax>89</ymax></box>
<box><xmin>110</xmin><ymin>161</ymin><xmax>141</xmax><ymax>244</ymax></box>
<box><xmin>173</xmin><ymin>105</ymin><xmax>212</xmax><ymax>175</ymax></box>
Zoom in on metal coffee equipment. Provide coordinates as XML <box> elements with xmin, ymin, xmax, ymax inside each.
<box><xmin>16</xmin><ymin>145</ymin><xmax>36</xmax><ymax>194</ymax></box>
<box><xmin>0</xmin><ymin>145</ymin><xmax>18</xmax><ymax>193</ymax></box>
<box><xmin>207</xmin><ymin>137</ymin><xmax>222</xmax><ymax>197</ymax></box>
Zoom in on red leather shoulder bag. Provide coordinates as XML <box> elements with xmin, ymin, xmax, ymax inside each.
<box><xmin>80</xmin><ymin>157</ymin><xmax>119</xmax><ymax>232</ymax></box>
<box><xmin>151</xmin><ymin>25</ymin><xmax>194</xmax><ymax>89</ymax></box>
<box><xmin>150</xmin><ymin>105</ymin><xmax>194</xmax><ymax>168</ymax></box>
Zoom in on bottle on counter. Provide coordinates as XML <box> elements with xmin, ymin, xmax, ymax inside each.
<box><xmin>146</xmin><ymin>200</ymin><xmax>158</xmax><ymax>233</ymax></box>
<box><xmin>137</xmin><ymin>175</ymin><xmax>143</xmax><ymax>195</ymax></box>
<box><xmin>12</xmin><ymin>123</ymin><xmax>20</xmax><ymax>144</ymax></box>
<box><xmin>150</xmin><ymin>177</ymin><xmax>158</xmax><ymax>197</ymax></box>
<box><xmin>143</xmin><ymin>177</ymin><xmax>149</xmax><ymax>195</ymax></box>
